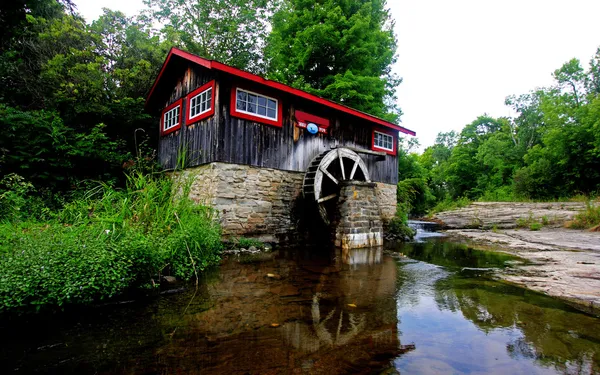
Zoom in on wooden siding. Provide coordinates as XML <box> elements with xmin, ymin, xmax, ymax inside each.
<box><xmin>158</xmin><ymin>66</ymin><xmax>399</xmax><ymax>184</ymax></box>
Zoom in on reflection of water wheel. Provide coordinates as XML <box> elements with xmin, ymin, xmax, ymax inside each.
<box><xmin>303</xmin><ymin>148</ymin><xmax>370</xmax><ymax>224</ymax></box>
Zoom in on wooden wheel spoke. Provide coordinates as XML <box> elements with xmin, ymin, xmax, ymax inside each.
<box><xmin>320</xmin><ymin>167</ymin><xmax>338</xmax><ymax>185</ymax></box>
<box><xmin>317</xmin><ymin>193</ymin><xmax>338</xmax><ymax>203</ymax></box>
<box><xmin>337</xmin><ymin>149</ymin><xmax>346</xmax><ymax>180</ymax></box>
<box><xmin>349</xmin><ymin>158</ymin><xmax>359</xmax><ymax>180</ymax></box>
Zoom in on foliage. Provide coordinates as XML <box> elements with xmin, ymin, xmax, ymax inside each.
<box><xmin>387</xmin><ymin>216</ymin><xmax>415</xmax><ymax>242</ymax></box>
<box><xmin>0</xmin><ymin>2</ymin><xmax>168</xmax><ymax>198</ymax></box>
<box><xmin>266</xmin><ymin>0</ymin><xmax>401</xmax><ymax>121</ymax></box>
<box><xmin>142</xmin><ymin>0</ymin><xmax>275</xmax><ymax>72</ymax></box>
<box><xmin>429</xmin><ymin>197</ymin><xmax>471</xmax><ymax>215</ymax></box>
<box><xmin>0</xmin><ymin>170</ymin><xmax>222</xmax><ymax>313</ymax></box>
<box><xmin>566</xmin><ymin>202</ymin><xmax>600</xmax><ymax>229</ymax></box>
<box><xmin>398</xmin><ymin>46</ymin><xmax>600</xmax><ymax>215</ymax></box>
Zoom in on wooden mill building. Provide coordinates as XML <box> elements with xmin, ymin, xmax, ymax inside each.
<box><xmin>146</xmin><ymin>48</ymin><xmax>415</xmax><ymax>244</ymax></box>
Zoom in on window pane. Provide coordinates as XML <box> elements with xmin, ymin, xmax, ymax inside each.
<box><xmin>237</xmin><ymin>98</ymin><xmax>246</xmax><ymax>111</ymax></box>
<box><xmin>267</xmin><ymin>99</ymin><xmax>276</xmax><ymax>110</ymax></box>
<box><xmin>237</xmin><ymin>90</ymin><xmax>247</xmax><ymax>102</ymax></box>
<box><xmin>247</xmin><ymin>93</ymin><xmax>257</xmax><ymax>105</ymax></box>
<box><xmin>267</xmin><ymin>108</ymin><xmax>276</xmax><ymax>119</ymax></box>
<box><xmin>247</xmin><ymin>102</ymin><xmax>256</xmax><ymax>113</ymax></box>
<box><xmin>258</xmin><ymin>96</ymin><xmax>266</xmax><ymax>106</ymax></box>
<box><xmin>257</xmin><ymin>105</ymin><xmax>266</xmax><ymax>116</ymax></box>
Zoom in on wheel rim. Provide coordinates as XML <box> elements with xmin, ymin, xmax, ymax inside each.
<box><xmin>303</xmin><ymin>148</ymin><xmax>370</xmax><ymax>224</ymax></box>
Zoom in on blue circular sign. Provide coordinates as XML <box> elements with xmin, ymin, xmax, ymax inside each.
<box><xmin>307</xmin><ymin>122</ymin><xmax>318</xmax><ymax>134</ymax></box>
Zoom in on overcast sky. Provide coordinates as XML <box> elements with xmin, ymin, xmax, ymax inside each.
<box><xmin>74</xmin><ymin>0</ymin><xmax>600</xmax><ymax>150</ymax></box>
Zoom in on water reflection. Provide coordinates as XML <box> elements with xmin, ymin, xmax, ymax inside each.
<box><xmin>2</xmin><ymin>242</ymin><xmax>600</xmax><ymax>374</ymax></box>
<box><xmin>393</xmin><ymin>239</ymin><xmax>600</xmax><ymax>374</ymax></box>
<box><xmin>0</xmin><ymin>247</ymin><xmax>401</xmax><ymax>374</ymax></box>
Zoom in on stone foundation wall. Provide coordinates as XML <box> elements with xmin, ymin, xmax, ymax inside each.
<box><xmin>175</xmin><ymin>162</ymin><xmax>397</xmax><ymax>243</ymax></box>
<box><xmin>176</xmin><ymin>163</ymin><xmax>305</xmax><ymax>242</ymax></box>
<box><xmin>334</xmin><ymin>182</ymin><xmax>383</xmax><ymax>249</ymax></box>
<box><xmin>375</xmin><ymin>182</ymin><xmax>397</xmax><ymax>222</ymax></box>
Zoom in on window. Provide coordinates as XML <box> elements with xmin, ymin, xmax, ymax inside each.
<box><xmin>160</xmin><ymin>99</ymin><xmax>182</xmax><ymax>136</ymax></box>
<box><xmin>186</xmin><ymin>80</ymin><xmax>215</xmax><ymax>125</ymax></box>
<box><xmin>230</xmin><ymin>86</ymin><xmax>282</xmax><ymax>127</ymax></box>
<box><xmin>372</xmin><ymin>130</ymin><xmax>396</xmax><ymax>155</ymax></box>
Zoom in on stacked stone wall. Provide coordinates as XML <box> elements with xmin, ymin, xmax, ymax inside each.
<box><xmin>176</xmin><ymin>162</ymin><xmax>396</xmax><ymax>244</ymax></box>
<box><xmin>334</xmin><ymin>182</ymin><xmax>384</xmax><ymax>249</ymax></box>
<box><xmin>178</xmin><ymin>163</ymin><xmax>304</xmax><ymax>242</ymax></box>
<box><xmin>375</xmin><ymin>182</ymin><xmax>397</xmax><ymax>222</ymax></box>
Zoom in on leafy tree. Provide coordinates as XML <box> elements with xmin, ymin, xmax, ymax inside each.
<box><xmin>142</xmin><ymin>0</ymin><xmax>274</xmax><ymax>72</ymax></box>
<box><xmin>266</xmin><ymin>0</ymin><xmax>401</xmax><ymax>121</ymax></box>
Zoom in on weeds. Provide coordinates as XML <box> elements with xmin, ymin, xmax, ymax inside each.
<box><xmin>566</xmin><ymin>202</ymin><xmax>600</xmax><ymax>230</ymax></box>
<box><xmin>429</xmin><ymin>197</ymin><xmax>471</xmax><ymax>215</ymax></box>
<box><xmin>0</xmin><ymin>170</ymin><xmax>222</xmax><ymax>314</ymax></box>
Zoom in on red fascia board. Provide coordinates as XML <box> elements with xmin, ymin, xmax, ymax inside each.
<box><xmin>146</xmin><ymin>47</ymin><xmax>212</xmax><ymax>108</ymax></box>
<box><xmin>212</xmin><ymin>60</ymin><xmax>415</xmax><ymax>135</ymax></box>
<box><xmin>185</xmin><ymin>80</ymin><xmax>216</xmax><ymax>126</ymax></box>
<box><xmin>147</xmin><ymin>48</ymin><xmax>416</xmax><ymax>136</ymax></box>
<box><xmin>371</xmin><ymin>128</ymin><xmax>397</xmax><ymax>156</ymax></box>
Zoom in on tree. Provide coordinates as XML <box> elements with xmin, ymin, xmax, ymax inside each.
<box><xmin>142</xmin><ymin>0</ymin><xmax>274</xmax><ymax>72</ymax></box>
<box><xmin>266</xmin><ymin>0</ymin><xmax>401</xmax><ymax>121</ymax></box>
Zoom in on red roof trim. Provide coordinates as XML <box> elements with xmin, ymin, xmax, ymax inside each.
<box><xmin>147</xmin><ymin>48</ymin><xmax>415</xmax><ymax>136</ymax></box>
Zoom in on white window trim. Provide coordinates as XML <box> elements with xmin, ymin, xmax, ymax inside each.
<box><xmin>235</xmin><ymin>88</ymin><xmax>278</xmax><ymax>122</ymax></box>
<box><xmin>189</xmin><ymin>87</ymin><xmax>213</xmax><ymax>120</ymax></box>
<box><xmin>374</xmin><ymin>131</ymin><xmax>394</xmax><ymax>151</ymax></box>
<box><xmin>163</xmin><ymin>105</ymin><xmax>181</xmax><ymax>131</ymax></box>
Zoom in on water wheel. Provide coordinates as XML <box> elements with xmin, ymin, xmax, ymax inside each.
<box><xmin>303</xmin><ymin>148</ymin><xmax>371</xmax><ymax>224</ymax></box>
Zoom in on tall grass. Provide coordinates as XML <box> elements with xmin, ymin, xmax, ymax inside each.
<box><xmin>0</xmin><ymin>171</ymin><xmax>222</xmax><ymax>313</ymax></box>
<box><xmin>566</xmin><ymin>201</ymin><xmax>600</xmax><ymax>230</ymax></box>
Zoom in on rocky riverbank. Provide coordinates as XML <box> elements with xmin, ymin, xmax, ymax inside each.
<box><xmin>432</xmin><ymin>202</ymin><xmax>600</xmax><ymax>313</ymax></box>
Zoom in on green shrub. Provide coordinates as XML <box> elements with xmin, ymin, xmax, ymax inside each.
<box><xmin>0</xmin><ymin>170</ymin><xmax>222</xmax><ymax>313</ymax></box>
<box><xmin>567</xmin><ymin>202</ymin><xmax>600</xmax><ymax>229</ymax></box>
<box><xmin>387</xmin><ymin>217</ymin><xmax>415</xmax><ymax>241</ymax></box>
<box><xmin>386</xmin><ymin>204</ymin><xmax>415</xmax><ymax>241</ymax></box>
<box><xmin>529</xmin><ymin>222</ymin><xmax>542</xmax><ymax>231</ymax></box>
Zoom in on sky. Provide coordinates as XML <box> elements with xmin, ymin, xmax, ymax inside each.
<box><xmin>74</xmin><ymin>0</ymin><xmax>600</xmax><ymax>150</ymax></box>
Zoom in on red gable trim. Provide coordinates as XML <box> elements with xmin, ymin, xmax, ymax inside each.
<box><xmin>147</xmin><ymin>48</ymin><xmax>416</xmax><ymax>136</ymax></box>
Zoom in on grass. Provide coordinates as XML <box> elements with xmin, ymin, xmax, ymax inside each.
<box><xmin>429</xmin><ymin>196</ymin><xmax>471</xmax><ymax>215</ymax></box>
<box><xmin>0</xmin><ymin>170</ymin><xmax>222</xmax><ymax>314</ymax></box>
<box><xmin>566</xmin><ymin>201</ymin><xmax>600</xmax><ymax>230</ymax></box>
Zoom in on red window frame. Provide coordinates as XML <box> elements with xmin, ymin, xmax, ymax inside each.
<box><xmin>230</xmin><ymin>85</ymin><xmax>283</xmax><ymax>128</ymax></box>
<box><xmin>185</xmin><ymin>80</ymin><xmax>216</xmax><ymax>126</ymax></box>
<box><xmin>160</xmin><ymin>98</ymin><xmax>183</xmax><ymax>136</ymax></box>
<box><xmin>372</xmin><ymin>128</ymin><xmax>397</xmax><ymax>156</ymax></box>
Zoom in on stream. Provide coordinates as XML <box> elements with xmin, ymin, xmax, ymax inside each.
<box><xmin>1</xmin><ymin>223</ymin><xmax>600</xmax><ymax>374</ymax></box>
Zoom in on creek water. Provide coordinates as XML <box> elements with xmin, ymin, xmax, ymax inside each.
<box><xmin>2</xmin><ymin>225</ymin><xmax>600</xmax><ymax>374</ymax></box>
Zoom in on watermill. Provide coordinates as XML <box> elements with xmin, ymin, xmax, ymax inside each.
<box><xmin>303</xmin><ymin>148</ymin><xmax>371</xmax><ymax>224</ymax></box>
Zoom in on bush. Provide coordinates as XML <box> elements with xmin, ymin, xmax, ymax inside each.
<box><xmin>397</xmin><ymin>178</ymin><xmax>436</xmax><ymax>216</ymax></box>
<box><xmin>566</xmin><ymin>202</ymin><xmax>600</xmax><ymax>230</ymax></box>
<box><xmin>386</xmin><ymin>204</ymin><xmax>415</xmax><ymax>241</ymax></box>
<box><xmin>0</xmin><ymin>171</ymin><xmax>222</xmax><ymax>313</ymax></box>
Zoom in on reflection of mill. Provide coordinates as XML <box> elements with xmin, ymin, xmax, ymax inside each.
<box><xmin>282</xmin><ymin>248</ymin><xmax>399</xmax><ymax>355</ymax></box>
